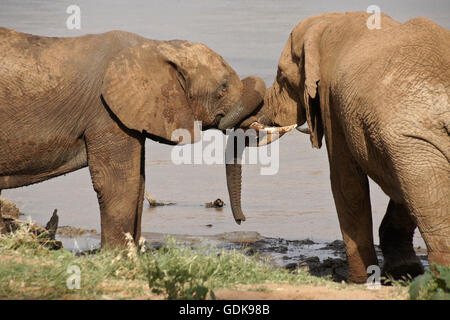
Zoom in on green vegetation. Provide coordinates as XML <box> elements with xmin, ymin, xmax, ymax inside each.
<box><xmin>409</xmin><ymin>263</ymin><xmax>450</xmax><ymax>300</ymax></box>
<box><xmin>0</xmin><ymin>222</ymin><xmax>331</xmax><ymax>299</ymax></box>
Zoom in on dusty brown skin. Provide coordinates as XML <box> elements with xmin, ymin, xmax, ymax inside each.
<box><xmin>240</xmin><ymin>12</ymin><xmax>450</xmax><ymax>283</ymax></box>
<box><xmin>0</xmin><ymin>28</ymin><xmax>265</xmax><ymax>246</ymax></box>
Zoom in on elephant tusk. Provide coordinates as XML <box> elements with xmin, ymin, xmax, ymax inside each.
<box><xmin>249</xmin><ymin>122</ymin><xmax>297</xmax><ymax>146</ymax></box>
<box><xmin>262</xmin><ymin>124</ymin><xmax>297</xmax><ymax>134</ymax></box>
<box><xmin>296</xmin><ymin>123</ymin><xmax>311</xmax><ymax>134</ymax></box>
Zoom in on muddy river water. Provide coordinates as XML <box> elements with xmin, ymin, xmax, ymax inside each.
<box><xmin>2</xmin><ymin>0</ymin><xmax>448</xmax><ymax>259</ymax></box>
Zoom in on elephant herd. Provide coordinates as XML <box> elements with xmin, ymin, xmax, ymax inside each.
<box><xmin>0</xmin><ymin>11</ymin><xmax>448</xmax><ymax>283</ymax></box>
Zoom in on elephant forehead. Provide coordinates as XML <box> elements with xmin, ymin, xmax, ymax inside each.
<box><xmin>155</xmin><ymin>41</ymin><xmax>231</xmax><ymax>78</ymax></box>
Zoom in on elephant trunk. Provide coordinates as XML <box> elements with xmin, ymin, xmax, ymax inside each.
<box><xmin>225</xmin><ymin>137</ymin><xmax>246</xmax><ymax>224</ymax></box>
<box><xmin>224</xmin><ymin>122</ymin><xmax>297</xmax><ymax>225</ymax></box>
<box><xmin>222</xmin><ymin>76</ymin><xmax>266</xmax><ymax>224</ymax></box>
<box><xmin>218</xmin><ymin>76</ymin><xmax>266</xmax><ymax>130</ymax></box>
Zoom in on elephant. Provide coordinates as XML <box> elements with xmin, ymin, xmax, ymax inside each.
<box><xmin>228</xmin><ymin>12</ymin><xmax>450</xmax><ymax>283</ymax></box>
<box><xmin>0</xmin><ymin>27</ymin><xmax>269</xmax><ymax>247</ymax></box>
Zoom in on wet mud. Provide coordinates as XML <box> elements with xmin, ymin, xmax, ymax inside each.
<box><xmin>213</xmin><ymin>233</ymin><xmax>429</xmax><ymax>282</ymax></box>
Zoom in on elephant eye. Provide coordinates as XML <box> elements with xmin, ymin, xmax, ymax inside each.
<box><xmin>277</xmin><ymin>68</ymin><xmax>287</xmax><ymax>82</ymax></box>
<box><xmin>278</xmin><ymin>69</ymin><xmax>293</xmax><ymax>89</ymax></box>
<box><xmin>216</xmin><ymin>83</ymin><xmax>228</xmax><ymax>99</ymax></box>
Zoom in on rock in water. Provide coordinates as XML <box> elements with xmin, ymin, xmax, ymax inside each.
<box><xmin>205</xmin><ymin>198</ymin><xmax>224</xmax><ymax>208</ymax></box>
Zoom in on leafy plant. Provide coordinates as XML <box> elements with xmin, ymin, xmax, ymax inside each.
<box><xmin>409</xmin><ymin>263</ymin><xmax>450</xmax><ymax>300</ymax></box>
<box><xmin>148</xmin><ymin>260</ymin><xmax>212</xmax><ymax>300</ymax></box>
<box><xmin>145</xmin><ymin>237</ymin><xmax>214</xmax><ymax>300</ymax></box>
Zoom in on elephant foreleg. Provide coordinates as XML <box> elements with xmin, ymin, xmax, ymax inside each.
<box><xmin>85</xmin><ymin>126</ymin><xmax>145</xmax><ymax>248</ymax></box>
<box><xmin>379</xmin><ymin>200</ymin><xmax>424</xmax><ymax>279</ymax></box>
<box><xmin>328</xmin><ymin>143</ymin><xmax>378</xmax><ymax>283</ymax></box>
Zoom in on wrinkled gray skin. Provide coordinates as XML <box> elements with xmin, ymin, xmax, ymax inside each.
<box><xmin>238</xmin><ymin>12</ymin><xmax>450</xmax><ymax>283</ymax></box>
<box><xmin>0</xmin><ymin>28</ymin><xmax>265</xmax><ymax>247</ymax></box>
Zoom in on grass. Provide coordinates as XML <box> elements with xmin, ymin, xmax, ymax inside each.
<box><xmin>0</xmin><ymin>222</ymin><xmax>333</xmax><ymax>300</ymax></box>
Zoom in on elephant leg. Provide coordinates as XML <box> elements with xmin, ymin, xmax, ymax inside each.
<box><xmin>328</xmin><ymin>146</ymin><xmax>378</xmax><ymax>283</ymax></box>
<box><xmin>85</xmin><ymin>126</ymin><xmax>145</xmax><ymax>248</ymax></box>
<box><xmin>393</xmin><ymin>156</ymin><xmax>450</xmax><ymax>270</ymax></box>
<box><xmin>379</xmin><ymin>200</ymin><xmax>424</xmax><ymax>279</ymax></box>
<box><xmin>403</xmin><ymin>190</ymin><xmax>450</xmax><ymax>269</ymax></box>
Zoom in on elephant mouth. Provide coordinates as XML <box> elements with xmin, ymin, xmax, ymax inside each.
<box><xmin>202</xmin><ymin>113</ymin><xmax>224</xmax><ymax>131</ymax></box>
<box><xmin>213</xmin><ymin>113</ymin><xmax>225</xmax><ymax>128</ymax></box>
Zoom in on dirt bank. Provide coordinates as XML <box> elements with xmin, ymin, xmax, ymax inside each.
<box><xmin>214</xmin><ymin>283</ymin><xmax>408</xmax><ymax>300</ymax></box>
<box><xmin>78</xmin><ymin>282</ymin><xmax>408</xmax><ymax>300</ymax></box>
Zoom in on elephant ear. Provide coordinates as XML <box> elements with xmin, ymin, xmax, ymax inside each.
<box><xmin>101</xmin><ymin>42</ymin><xmax>196</xmax><ymax>144</ymax></box>
<box><xmin>292</xmin><ymin>21</ymin><xmax>329</xmax><ymax>149</ymax></box>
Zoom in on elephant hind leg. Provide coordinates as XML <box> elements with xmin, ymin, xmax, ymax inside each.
<box><xmin>405</xmin><ymin>192</ymin><xmax>450</xmax><ymax>270</ymax></box>
<box><xmin>406</xmin><ymin>188</ymin><xmax>450</xmax><ymax>269</ymax></box>
<box><xmin>379</xmin><ymin>200</ymin><xmax>424</xmax><ymax>280</ymax></box>
<box><xmin>390</xmin><ymin>140</ymin><xmax>450</xmax><ymax>270</ymax></box>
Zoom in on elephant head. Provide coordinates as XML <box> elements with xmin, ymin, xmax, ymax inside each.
<box><xmin>101</xmin><ymin>40</ymin><xmax>265</xmax><ymax>144</ymax></box>
<box><xmin>100</xmin><ymin>40</ymin><xmax>266</xmax><ymax>223</ymax></box>
<box><xmin>239</xmin><ymin>14</ymin><xmax>348</xmax><ymax>148</ymax></box>
<box><xmin>224</xmin><ymin>15</ymin><xmax>345</xmax><ymax>224</ymax></box>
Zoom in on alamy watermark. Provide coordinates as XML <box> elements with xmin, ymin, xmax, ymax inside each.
<box><xmin>366</xmin><ymin>265</ymin><xmax>381</xmax><ymax>289</ymax></box>
<box><xmin>66</xmin><ymin>5</ymin><xmax>81</xmax><ymax>30</ymax></box>
<box><xmin>66</xmin><ymin>265</ymin><xmax>81</xmax><ymax>290</ymax></box>
<box><xmin>366</xmin><ymin>5</ymin><xmax>381</xmax><ymax>30</ymax></box>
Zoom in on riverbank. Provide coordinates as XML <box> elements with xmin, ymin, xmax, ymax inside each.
<box><xmin>0</xmin><ymin>222</ymin><xmax>410</xmax><ymax>300</ymax></box>
<box><xmin>2</xmin><ymin>198</ymin><xmax>446</xmax><ymax>300</ymax></box>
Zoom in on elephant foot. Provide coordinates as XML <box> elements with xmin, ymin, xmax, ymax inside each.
<box><xmin>382</xmin><ymin>258</ymin><xmax>424</xmax><ymax>281</ymax></box>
